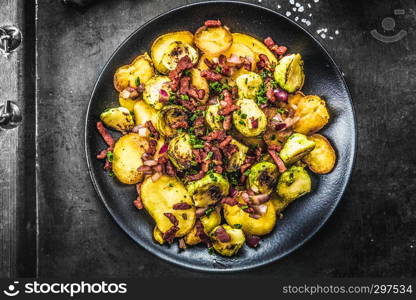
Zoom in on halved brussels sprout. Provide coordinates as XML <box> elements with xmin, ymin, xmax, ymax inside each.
<box><xmin>231</xmin><ymin>33</ymin><xmax>278</xmax><ymax>66</ymax></box>
<box><xmin>276</xmin><ymin>166</ymin><xmax>311</xmax><ymax>202</ymax></box>
<box><xmin>235</xmin><ymin>72</ymin><xmax>263</xmax><ymax>99</ymax></box>
<box><xmin>226</xmin><ymin>139</ymin><xmax>249</xmax><ymax>172</ymax></box>
<box><xmin>205</xmin><ymin>104</ymin><xmax>223</xmax><ymax>130</ymax></box>
<box><xmin>274</xmin><ymin>53</ymin><xmax>305</xmax><ymax>93</ymax></box>
<box><xmin>184</xmin><ymin>210</ymin><xmax>221</xmax><ymax>245</ymax></box>
<box><xmin>194</xmin><ymin>26</ymin><xmax>233</xmax><ymax>56</ymax></box>
<box><xmin>303</xmin><ymin>134</ymin><xmax>336</xmax><ymax>174</ymax></box>
<box><xmin>167</xmin><ymin>133</ymin><xmax>196</xmax><ymax>170</ymax></box>
<box><xmin>247</xmin><ymin>161</ymin><xmax>278</xmax><ymax>194</ymax></box>
<box><xmin>156</xmin><ymin>105</ymin><xmax>189</xmax><ymax>137</ymax></box>
<box><xmin>151</xmin><ymin>31</ymin><xmax>194</xmax><ymax>74</ymax></box>
<box><xmin>233</xmin><ymin>99</ymin><xmax>267</xmax><ymax>137</ymax></box>
<box><xmin>187</xmin><ymin>173</ymin><xmax>230</xmax><ymax>207</ymax></box>
<box><xmin>294</xmin><ymin>95</ymin><xmax>329</xmax><ymax>135</ymax></box>
<box><xmin>224</xmin><ymin>198</ymin><xmax>276</xmax><ymax>236</ymax></box>
<box><xmin>112</xmin><ymin>133</ymin><xmax>150</xmax><ymax>184</ymax></box>
<box><xmin>133</xmin><ymin>100</ymin><xmax>158</xmax><ymax>126</ymax></box>
<box><xmin>143</xmin><ymin>76</ymin><xmax>171</xmax><ymax>110</ymax></box>
<box><xmin>279</xmin><ymin>133</ymin><xmax>315</xmax><ymax>165</ymax></box>
<box><xmin>113</xmin><ymin>52</ymin><xmax>154</xmax><ymax>92</ymax></box>
<box><xmin>209</xmin><ymin>225</ymin><xmax>245</xmax><ymax>256</ymax></box>
<box><xmin>100</xmin><ymin>107</ymin><xmax>134</xmax><ymax>132</ymax></box>
<box><xmin>141</xmin><ymin>175</ymin><xmax>195</xmax><ymax>238</ymax></box>
<box><xmin>159</xmin><ymin>41</ymin><xmax>199</xmax><ymax>74</ymax></box>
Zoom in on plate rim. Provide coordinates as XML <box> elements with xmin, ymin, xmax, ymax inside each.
<box><xmin>84</xmin><ymin>0</ymin><xmax>357</xmax><ymax>273</ymax></box>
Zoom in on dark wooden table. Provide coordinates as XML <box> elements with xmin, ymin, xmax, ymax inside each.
<box><xmin>1</xmin><ymin>0</ymin><xmax>415</xmax><ymax>278</ymax></box>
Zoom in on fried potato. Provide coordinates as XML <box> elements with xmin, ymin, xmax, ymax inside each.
<box><xmin>194</xmin><ymin>26</ymin><xmax>233</xmax><ymax>55</ymax></box>
<box><xmin>112</xmin><ymin>133</ymin><xmax>150</xmax><ymax>184</ymax></box>
<box><xmin>141</xmin><ymin>175</ymin><xmax>196</xmax><ymax>238</ymax></box>
<box><xmin>150</xmin><ymin>31</ymin><xmax>194</xmax><ymax>74</ymax></box>
<box><xmin>100</xmin><ymin>107</ymin><xmax>134</xmax><ymax>132</ymax></box>
<box><xmin>294</xmin><ymin>95</ymin><xmax>330</xmax><ymax>135</ymax></box>
<box><xmin>288</xmin><ymin>91</ymin><xmax>305</xmax><ymax>109</ymax></box>
<box><xmin>113</xmin><ymin>52</ymin><xmax>154</xmax><ymax>92</ymax></box>
<box><xmin>224</xmin><ymin>200</ymin><xmax>276</xmax><ymax>236</ymax></box>
<box><xmin>302</xmin><ymin>134</ymin><xmax>336</xmax><ymax>174</ymax></box>
<box><xmin>153</xmin><ymin>226</ymin><xmax>165</xmax><ymax>245</ymax></box>
<box><xmin>231</xmin><ymin>33</ymin><xmax>278</xmax><ymax>66</ymax></box>
<box><xmin>133</xmin><ymin>100</ymin><xmax>158</xmax><ymax>126</ymax></box>
<box><xmin>190</xmin><ymin>68</ymin><xmax>209</xmax><ymax>102</ymax></box>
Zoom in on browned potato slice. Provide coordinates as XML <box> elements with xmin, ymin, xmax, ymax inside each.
<box><xmin>133</xmin><ymin>100</ymin><xmax>158</xmax><ymax>126</ymax></box>
<box><xmin>197</xmin><ymin>54</ymin><xmax>211</xmax><ymax>71</ymax></box>
<box><xmin>113</xmin><ymin>52</ymin><xmax>154</xmax><ymax>92</ymax></box>
<box><xmin>288</xmin><ymin>91</ymin><xmax>305</xmax><ymax>109</ymax></box>
<box><xmin>190</xmin><ymin>68</ymin><xmax>209</xmax><ymax>102</ymax></box>
<box><xmin>150</xmin><ymin>31</ymin><xmax>194</xmax><ymax>74</ymax></box>
<box><xmin>294</xmin><ymin>95</ymin><xmax>330</xmax><ymax>135</ymax></box>
<box><xmin>112</xmin><ymin>133</ymin><xmax>150</xmax><ymax>184</ymax></box>
<box><xmin>153</xmin><ymin>226</ymin><xmax>165</xmax><ymax>245</ymax></box>
<box><xmin>232</xmin><ymin>33</ymin><xmax>278</xmax><ymax>66</ymax></box>
<box><xmin>194</xmin><ymin>26</ymin><xmax>233</xmax><ymax>55</ymax></box>
<box><xmin>141</xmin><ymin>175</ymin><xmax>196</xmax><ymax>238</ymax></box>
<box><xmin>302</xmin><ymin>134</ymin><xmax>336</xmax><ymax>174</ymax></box>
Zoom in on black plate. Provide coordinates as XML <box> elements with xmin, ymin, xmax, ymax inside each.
<box><xmin>85</xmin><ymin>1</ymin><xmax>356</xmax><ymax>272</ymax></box>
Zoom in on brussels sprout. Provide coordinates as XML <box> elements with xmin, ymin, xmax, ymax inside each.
<box><xmin>205</xmin><ymin>104</ymin><xmax>223</xmax><ymax>130</ymax></box>
<box><xmin>235</xmin><ymin>72</ymin><xmax>263</xmax><ymax>99</ymax></box>
<box><xmin>276</xmin><ymin>166</ymin><xmax>311</xmax><ymax>202</ymax></box>
<box><xmin>226</xmin><ymin>139</ymin><xmax>249</xmax><ymax>172</ymax></box>
<box><xmin>100</xmin><ymin>107</ymin><xmax>134</xmax><ymax>132</ymax></box>
<box><xmin>247</xmin><ymin>161</ymin><xmax>279</xmax><ymax>194</ymax></box>
<box><xmin>143</xmin><ymin>75</ymin><xmax>171</xmax><ymax>110</ymax></box>
<box><xmin>155</xmin><ymin>105</ymin><xmax>189</xmax><ymax>137</ymax></box>
<box><xmin>233</xmin><ymin>99</ymin><xmax>267</xmax><ymax>137</ymax></box>
<box><xmin>274</xmin><ymin>53</ymin><xmax>305</xmax><ymax>93</ymax></box>
<box><xmin>209</xmin><ymin>225</ymin><xmax>246</xmax><ymax>256</ymax></box>
<box><xmin>167</xmin><ymin>133</ymin><xmax>197</xmax><ymax>170</ymax></box>
<box><xmin>159</xmin><ymin>41</ymin><xmax>199</xmax><ymax>74</ymax></box>
<box><xmin>279</xmin><ymin>133</ymin><xmax>315</xmax><ymax>165</ymax></box>
<box><xmin>187</xmin><ymin>173</ymin><xmax>230</xmax><ymax>207</ymax></box>
<box><xmin>184</xmin><ymin>210</ymin><xmax>221</xmax><ymax>245</ymax></box>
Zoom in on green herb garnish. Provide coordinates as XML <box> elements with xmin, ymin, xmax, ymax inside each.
<box><xmin>205</xmin><ymin>207</ymin><xmax>215</xmax><ymax>216</ymax></box>
<box><xmin>106</xmin><ymin>151</ymin><xmax>114</xmax><ymax>162</ymax></box>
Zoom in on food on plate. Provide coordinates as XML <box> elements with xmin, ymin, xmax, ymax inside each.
<box><xmin>95</xmin><ymin>19</ymin><xmax>337</xmax><ymax>257</ymax></box>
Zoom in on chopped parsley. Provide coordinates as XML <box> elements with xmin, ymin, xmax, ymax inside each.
<box><xmin>243</xmin><ymin>169</ymin><xmax>250</xmax><ymax>176</ymax></box>
<box><xmin>209</xmin><ymin>172</ymin><xmax>218</xmax><ymax>182</ymax></box>
<box><xmin>182</xmin><ymin>69</ymin><xmax>191</xmax><ymax>77</ymax></box>
<box><xmin>106</xmin><ymin>151</ymin><xmax>113</xmax><ymax>162</ymax></box>
<box><xmin>209</xmin><ymin>81</ymin><xmax>229</xmax><ymax>94</ymax></box>
<box><xmin>181</xmin><ymin>94</ymin><xmax>189</xmax><ymax>101</ymax></box>
<box><xmin>189</xmin><ymin>134</ymin><xmax>205</xmax><ymax>149</ymax></box>
<box><xmin>239</xmin><ymin>120</ymin><xmax>245</xmax><ymax>125</ymax></box>
<box><xmin>215</xmin><ymin>65</ymin><xmax>223</xmax><ymax>73</ymax></box>
<box><xmin>234</xmin><ymin>224</ymin><xmax>242</xmax><ymax>229</ymax></box>
<box><xmin>277</xmin><ymin>107</ymin><xmax>287</xmax><ymax>114</ymax></box>
<box><xmin>205</xmin><ymin>151</ymin><xmax>213</xmax><ymax>160</ymax></box>
<box><xmin>135</xmin><ymin>77</ymin><xmax>141</xmax><ymax>86</ymax></box>
<box><xmin>260</xmin><ymin>69</ymin><xmax>273</xmax><ymax>80</ymax></box>
<box><xmin>205</xmin><ymin>207</ymin><xmax>215</xmax><ymax>216</ymax></box>
<box><xmin>255</xmin><ymin>82</ymin><xmax>268</xmax><ymax>105</ymax></box>
<box><xmin>240</xmin><ymin>113</ymin><xmax>247</xmax><ymax>119</ymax></box>
<box><xmin>208</xmin><ymin>247</ymin><xmax>214</xmax><ymax>255</ymax></box>
<box><xmin>108</xmin><ymin>171</ymin><xmax>115</xmax><ymax>177</ymax></box>
<box><xmin>240</xmin><ymin>205</ymin><xmax>249</xmax><ymax>210</ymax></box>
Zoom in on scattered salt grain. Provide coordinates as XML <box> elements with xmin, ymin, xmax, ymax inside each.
<box><xmin>314</xmin><ymin>0</ymin><xmax>319</xmax><ymax>3</ymax></box>
<box><xmin>295</xmin><ymin>2</ymin><xmax>301</xmax><ymax>7</ymax></box>
<box><xmin>293</xmin><ymin>7</ymin><xmax>297</xmax><ymax>12</ymax></box>
<box><xmin>286</xmin><ymin>11</ymin><xmax>292</xmax><ymax>17</ymax></box>
<box><xmin>335</xmin><ymin>30</ymin><xmax>340</xmax><ymax>35</ymax></box>
<box><xmin>295</xmin><ymin>16</ymin><xmax>299</xmax><ymax>21</ymax></box>
<box><xmin>289</xmin><ymin>0</ymin><xmax>295</xmax><ymax>4</ymax></box>
<box><xmin>277</xmin><ymin>4</ymin><xmax>281</xmax><ymax>9</ymax></box>
<box><xmin>298</xmin><ymin>6</ymin><xmax>304</xmax><ymax>12</ymax></box>
<box><xmin>320</xmin><ymin>33</ymin><xmax>326</xmax><ymax>39</ymax></box>
<box><xmin>307</xmin><ymin>3</ymin><xmax>311</xmax><ymax>8</ymax></box>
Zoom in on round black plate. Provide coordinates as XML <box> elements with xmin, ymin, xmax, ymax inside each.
<box><xmin>85</xmin><ymin>1</ymin><xmax>356</xmax><ymax>272</ymax></box>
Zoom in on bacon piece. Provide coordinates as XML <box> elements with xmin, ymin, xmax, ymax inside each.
<box><xmin>179</xmin><ymin>76</ymin><xmax>190</xmax><ymax>95</ymax></box>
<box><xmin>163</xmin><ymin>226</ymin><xmax>179</xmax><ymax>244</ymax></box>
<box><xmin>120</xmin><ymin>87</ymin><xmax>139</xmax><ymax>99</ymax></box>
<box><xmin>268</xmin><ymin>149</ymin><xmax>287</xmax><ymax>173</ymax></box>
<box><xmin>133</xmin><ymin>183</ymin><xmax>144</xmax><ymax>210</ymax></box>
<box><xmin>266</xmin><ymin>81</ymin><xmax>276</xmax><ymax>103</ymax></box>
<box><xmin>178</xmin><ymin>238</ymin><xmax>187</xmax><ymax>249</ymax></box>
<box><xmin>246</xmin><ymin>235</ymin><xmax>261</xmax><ymax>248</ymax></box>
<box><xmin>219</xmin><ymin>104</ymin><xmax>239</xmax><ymax>115</ymax></box>
<box><xmin>195</xmin><ymin>207</ymin><xmax>208</xmax><ymax>218</ymax></box>
<box><xmin>164</xmin><ymin>213</ymin><xmax>179</xmax><ymax>226</ymax></box>
<box><xmin>169</xmin><ymin>56</ymin><xmax>194</xmax><ymax>91</ymax></box>
<box><xmin>222</xmin><ymin>143</ymin><xmax>238</xmax><ymax>158</ymax></box>
<box><xmin>145</xmin><ymin>121</ymin><xmax>159</xmax><ymax>140</ymax></box>
<box><xmin>221</xmin><ymin>197</ymin><xmax>238</xmax><ymax>206</ymax></box>
<box><xmin>195</xmin><ymin>220</ymin><xmax>211</xmax><ymax>247</ymax></box>
<box><xmin>204</xmin><ymin>19</ymin><xmax>222</xmax><ymax>27</ymax></box>
<box><xmin>171</xmin><ymin>120</ymin><xmax>189</xmax><ymax>129</ymax></box>
<box><xmin>223</xmin><ymin>115</ymin><xmax>232</xmax><ymax>130</ymax></box>
<box><xmin>227</xmin><ymin>54</ymin><xmax>243</xmax><ymax>67</ymax></box>
<box><xmin>186</xmin><ymin>170</ymin><xmax>206</xmax><ymax>181</ymax></box>
<box><xmin>219</xmin><ymin>135</ymin><xmax>232</xmax><ymax>148</ymax></box>
<box><xmin>211</xmin><ymin>147</ymin><xmax>223</xmax><ymax>164</ymax></box>
<box><xmin>166</xmin><ymin>160</ymin><xmax>176</xmax><ymax>177</ymax></box>
<box><xmin>173</xmin><ymin>203</ymin><xmax>192</xmax><ymax>210</ymax></box>
<box><xmin>202</xmin><ymin>130</ymin><xmax>227</xmax><ymax>142</ymax></box>
<box><xmin>137</xmin><ymin>83</ymin><xmax>145</xmax><ymax>93</ymax></box>
<box><xmin>240</xmin><ymin>56</ymin><xmax>252</xmax><ymax>71</ymax></box>
<box><xmin>214</xmin><ymin>165</ymin><xmax>223</xmax><ymax>173</ymax></box>
<box><xmin>96</xmin><ymin>121</ymin><xmax>115</xmax><ymax>159</ymax></box>
<box><xmin>263</xmin><ymin>37</ymin><xmax>275</xmax><ymax>48</ymax></box>
<box><xmin>215</xmin><ymin>226</ymin><xmax>231</xmax><ymax>243</ymax></box>
<box><xmin>193</xmin><ymin>116</ymin><xmax>205</xmax><ymax>128</ymax></box>
<box><xmin>256</xmin><ymin>54</ymin><xmax>271</xmax><ymax>70</ymax></box>
<box><xmin>240</xmin><ymin>163</ymin><xmax>252</xmax><ymax>174</ymax></box>
<box><xmin>268</xmin><ymin>144</ymin><xmax>282</xmax><ymax>152</ymax></box>
<box><xmin>146</xmin><ymin>139</ymin><xmax>157</xmax><ymax>155</ymax></box>
<box><xmin>204</xmin><ymin>57</ymin><xmax>215</xmax><ymax>69</ymax></box>
<box><xmin>104</xmin><ymin>160</ymin><xmax>112</xmax><ymax>170</ymax></box>
<box><xmin>201</xmin><ymin>70</ymin><xmax>222</xmax><ymax>81</ymax></box>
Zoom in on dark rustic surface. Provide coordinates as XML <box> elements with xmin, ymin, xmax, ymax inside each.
<box><xmin>12</xmin><ymin>0</ymin><xmax>416</xmax><ymax>277</ymax></box>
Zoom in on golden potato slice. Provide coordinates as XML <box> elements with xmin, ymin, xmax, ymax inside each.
<box><xmin>150</xmin><ymin>31</ymin><xmax>194</xmax><ymax>74</ymax></box>
<box><xmin>303</xmin><ymin>134</ymin><xmax>336</xmax><ymax>174</ymax></box>
<box><xmin>224</xmin><ymin>200</ymin><xmax>276</xmax><ymax>236</ymax></box>
<box><xmin>112</xmin><ymin>133</ymin><xmax>149</xmax><ymax>184</ymax></box>
<box><xmin>190</xmin><ymin>68</ymin><xmax>209</xmax><ymax>102</ymax></box>
<box><xmin>232</xmin><ymin>33</ymin><xmax>278</xmax><ymax>66</ymax></box>
<box><xmin>288</xmin><ymin>91</ymin><xmax>305</xmax><ymax>109</ymax></box>
<box><xmin>194</xmin><ymin>26</ymin><xmax>233</xmax><ymax>56</ymax></box>
<box><xmin>133</xmin><ymin>100</ymin><xmax>158</xmax><ymax>126</ymax></box>
<box><xmin>294</xmin><ymin>95</ymin><xmax>330</xmax><ymax>135</ymax></box>
<box><xmin>113</xmin><ymin>52</ymin><xmax>154</xmax><ymax>92</ymax></box>
<box><xmin>141</xmin><ymin>175</ymin><xmax>196</xmax><ymax>238</ymax></box>
<box><xmin>119</xmin><ymin>95</ymin><xmax>138</xmax><ymax>112</ymax></box>
<box><xmin>153</xmin><ymin>226</ymin><xmax>165</xmax><ymax>245</ymax></box>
